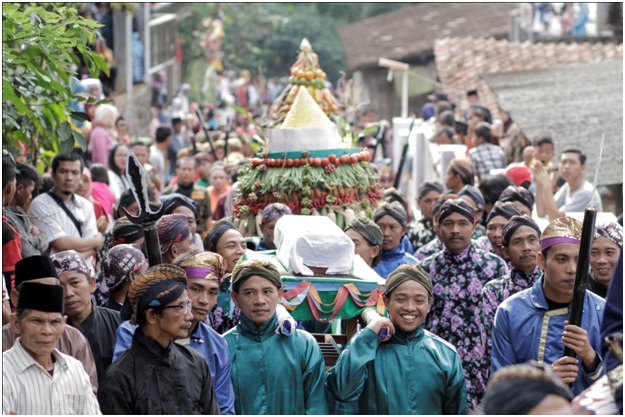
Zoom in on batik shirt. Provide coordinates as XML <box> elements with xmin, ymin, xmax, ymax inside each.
<box><xmin>406</xmin><ymin>218</ymin><xmax>436</xmax><ymax>253</ymax></box>
<box><xmin>415</xmin><ymin>238</ymin><xmax>491</xmax><ymax>262</ymax></box>
<box><xmin>421</xmin><ymin>243</ymin><xmax>508</xmax><ymax>411</ymax></box>
<box><xmin>479</xmin><ymin>266</ymin><xmax>543</xmax><ymax>383</ymax></box>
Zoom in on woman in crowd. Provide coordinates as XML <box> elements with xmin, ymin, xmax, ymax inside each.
<box><xmin>107</xmin><ymin>144</ymin><xmax>131</xmax><ymax>202</ymax></box>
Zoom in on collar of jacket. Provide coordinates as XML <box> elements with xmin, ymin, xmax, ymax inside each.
<box><xmin>390</xmin><ymin>324</ymin><xmax>425</xmax><ymax>345</ymax></box>
<box><xmin>238</xmin><ymin>313</ymin><xmax>279</xmax><ymax>342</ymax></box>
<box><xmin>133</xmin><ymin>328</ymin><xmax>175</xmax><ymax>365</ymax></box>
<box><xmin>442</xmin><ymin>240</ymin><xmax>474</xmax><ymax>263</ymax></box>
<box><xmin>381</xmin><ymin>243</ymin><xmax>406</xmax><ymax>261</ymax></box>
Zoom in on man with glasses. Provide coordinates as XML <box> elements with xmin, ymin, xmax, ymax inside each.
<box><xmin>99</xmin><ymin>264</ymin><xmax>220</xmax><ymax>414</ymax></box>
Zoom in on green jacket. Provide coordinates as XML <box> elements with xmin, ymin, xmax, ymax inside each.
<box><xmin>326</xmin><ymin>326</ymin><xmax>468</xmax><ymax>415</ymax></box>
<box><xmin>224</xmin><ymin>314</ymin><xmax>327</xmax><ymax>415</ymax></box>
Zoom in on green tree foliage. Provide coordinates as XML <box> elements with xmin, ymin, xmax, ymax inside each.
<box><xmin>179</xmin><ymin>3</ymin><xmax>413</xmax><ymax>92</ymax></box>
<box><xmin>2</xmin><ymin>3</ymin><xmax>107</xmax><ymax>166</ymax></box>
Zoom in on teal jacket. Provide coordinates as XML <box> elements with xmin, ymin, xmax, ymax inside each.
<box><xmin>326</xmin><ymin>326</ymin><xmax>468</xmax><ymax>415</ymax></box>
<box><xmin>224</xmin><ymin>314</ymin><xmax>327</xmax><ymax>415</ymax></box>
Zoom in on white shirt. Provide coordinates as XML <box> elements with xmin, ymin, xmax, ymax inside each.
<box><xmin>107</xmin><ymin>170</ymin><xmax>131</xmax><ymax>200</ymax></box>
<box><xmin>27</xmin><ymin>190</ymin><xmax>98</xmax><ymax>260</ymax></box>
<box><xmin>149</xmin><ymin>145</ymin><xmax>166</xmax><ymax>189</ymax></box>
<box><xmin>3</xmin><ymin>338</ymin><xmax>101</xmax><ymax>415</ymax></box>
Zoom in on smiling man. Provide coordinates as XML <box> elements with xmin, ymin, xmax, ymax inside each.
<box><xmin>326</xmin><ymin>264</ymin><xmax>467</xmax><ymax>414</ymax></box>
<box><xmin>224</xmin><ymin>260</ymin><xmax>327</xmax><ymax>415</ymax></box>
<box><xmin>588</xmin><ymin>222</ymin><xmax>622</xmax><ymax>298</ymax></box>
<box><xmin>420</xmin><ymin>198</ymin><xmax>508</xmax><ymax>411</ymax></box>
<box><xmin>99</xmin><ymin>264</ymin><xmax>220</xmax><ymax>414</ymax></box>
<box><xmin>491</xmin><ymin>217</ymin><xmax>605</xmax><ymax>395</ymax></box>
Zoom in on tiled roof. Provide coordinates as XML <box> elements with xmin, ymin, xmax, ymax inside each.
<box><xmin>434</xmin><ymin>36</ymin><xmax>623</xmax><ymax>120</ymax></box>
<box><xmin>483</xmin><ymin>59</ymin><xmax>623</xmax><ymax>186</ymax></box>
<box><xmin>338</xmin><ymin>3</ymin><xmax>519</xmax><ymax>71</ymax></box>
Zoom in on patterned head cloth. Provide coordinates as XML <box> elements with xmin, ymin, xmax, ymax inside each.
<box><xmin>124</xmin><ymin>264</ymin><xmax>188</xmax><ymax>324</ymax></box>
<box><xmin>484</xmin><ymin>361</ymin><xmax>573</xmax><ymax>415</ymax></box>
<box><xmin>100</xmin><ymin>244</ymin><xmax>146</xmax><ymax>298</ymax></box>
<box><xmin>231</xmin><ymin>259</ymin><xmax>282</xmax><ymax>293</ymax></box>
<box><xmin>159</xmin><ymin>193</ymin><xmax>199</xmax><ymax>220</ymax></box>
<box><xmin>203</xmin><ymin>219</ymin><xmax>238</xmax><ymax>253</ymax></box>
<box><xmin>540</xmin><ymin>217</ymin><xmax>583</xmax><ymax>252</ymax></box>
<box><xmin>157</xmin><ymin>213</ymin><xmax>191</xmax><ymax>254</ymax></box>
<box><xmin>594</xmin><ymin>222</ymin><xmax>623</xmax><ymax>248</ymax></box>
<box><xmin>112</xmin><ymin>217</ymin><xmax>144</xmax><ymax>244</ymax></box>
<box><xmin>261</xmin><ymin>203</ymin><xmax>292</xmax><ymax>225</ymax></box>
<box><xmin>437</xmin><ymin>198</ymin><xmax>476</xmax><ymax>224</ymax></box>
<box><xmin>499</xmin><ymin>185</ymin><xmax>534</xmax><ymax>212</ymax></box>
<box><xmin>384</xmin><ymin>264</ymin><xmax>433</xmax><ymax>298</ymax></box>
<box><xmin>175</xmin><ymin>251</ymin><xmax>229</xmax><ymax>284</ymax></box>
<box><xmin>374</xmin><ymin>201</ymin><xmax>408</xmax><ymax>227</ymax></box>
<box><xmin>50</xmin><ymin>250</ymin><xmax>92</xmax><ymax>278</ymax></box>
<box><xmin>345</xmin><ymin>217</ymin><xmax>383</xmax><ymax>247</ymax></box>
<box><xmin>458</xmin><ymin>185</ymin><xmax>485</xmax><ymax>210</ymax></box>
<box><xmin>502</xmin><ymin>215</ymin><xmax>542</xmax><ymax>247</ymax></box>
<box><xmin>486</xmin><ymin>201</ymin><xmax>521</xmax><ymax>225</ymax></box>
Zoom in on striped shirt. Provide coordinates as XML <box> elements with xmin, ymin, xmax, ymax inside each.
<box><xmin>3</xmin><ymin>338</ymin><xmax>101</xmax><ymax>415</ymax></box>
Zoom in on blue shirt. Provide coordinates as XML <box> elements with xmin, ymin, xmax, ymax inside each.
<box><xmin>492</xmin><ymin>277</ymin><xmax>605</xmax><ymax>395</ymax></box>
<box><xmin>373</xmin><ymin>243</ymin><xmax>419</xmax><ymax>279</ymax></box>
<box><xmin>113</xmin><ymin>320</ymin><xmax>235</xmax><ymax>415</ymax></box>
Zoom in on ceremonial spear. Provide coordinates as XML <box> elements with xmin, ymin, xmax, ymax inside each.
<box><xmin>124</xmin><ymin>150</ymin><xmax>165</xmax><ymax>267</ymax></box>
<box><xmin>563</xmin><ymin>134</ymin><xmax>604</xmax><ymax>358</ymax></box>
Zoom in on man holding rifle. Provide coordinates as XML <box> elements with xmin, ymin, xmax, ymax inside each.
<box><xmin>491</xmin><ymin>217</ymin><xmax>605</xmax><ymax>394</ymax></box>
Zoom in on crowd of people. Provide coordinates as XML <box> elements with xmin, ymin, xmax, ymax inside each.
<box><xmin>1</xmin><ymin>67</ymin><xmax>623</xmax><ymax>415</ymax></box>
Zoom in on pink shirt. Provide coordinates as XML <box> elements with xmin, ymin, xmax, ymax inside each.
<box><xmin>91</xmin><ymin>181</ymin><xmax>115</xmax><ymax>216</ymax></box>
<box><xmin>89</xmin><ymin>126</ymin><xmax>114</xmax><ymax>166</ymax></box>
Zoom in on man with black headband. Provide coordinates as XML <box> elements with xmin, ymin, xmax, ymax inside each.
<box><xmin>499</xmin><ymin>185</ymin><xmax>534</xmax><ymax>217</ymax></box>
<box><xmin>475</xmin><ymin>201</ymin><xmax>521</xmax><ymax>257</ymax></box>
<box><xmin>373</xmin><ymin>201</ymin><xmax>418</xmax><ymax>278</ymax></box>
<box><xmin>407</xmin><ymin>181</ymin><xmax>443</xmax><ymax>252</ymax></box>
<box><xmin>3</xmin><ymin>281</ymin><xmax>101</xmax><ymax>414</ymax></box>
<box><xmin>479</xmin><ymin>215</ymin><xmax>543</xmax><ymax>383</ymax></box>
<box><xmin>224</xmin><ymin>260</ymin><xmax>327</xmax><ymax>414</ymax></box>
<box><xmin>420</xmin><ymin>198</ymin><xmax>508</xmax><ymax>411</ymax></box>
<box><xmin>483</xmin><ymin>361</ymin><xmax>573</xmax><ymax>414</ymax></box>
<box><xmin>492</xmin><ymin>217</ymin><xmax>605</xmax><ymax>395</ymax></box>
<box><xmin>99</xmin><ymin>264</ymin><xmax>220</xmax><ymax>414</ymax></box>
<box><xmin>457</xmin><ymin>184</ymin><xmax>487</xmax><ymax>237</ymax></box>
<box><xmin>111</xmin><ymin>253</ymin><xmax>235</xmax><ymax>414</ymax></box>
<box><xmin>326</xmin><ymin>264</ymin><xmax>467</xmax><ymax>414</ymax></box>
<box><xmin>28</xmin><ymin>153</ymin><xmax>104</xmax><ymax>262</ymax></box>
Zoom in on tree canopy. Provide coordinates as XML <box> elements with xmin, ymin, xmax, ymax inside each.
<box><xmin>2</xmin><ymin>3</ymin><xmax>107</xmax><ymax>167</ymax></box>
<box><xmin>179</xmin><ymin>3</ymin><xmax>413</xmax><ymax>95</ymax></box>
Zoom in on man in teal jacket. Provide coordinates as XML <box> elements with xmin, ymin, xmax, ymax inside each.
<box><xmin>223</xmin><ymin>260</ymin><xmax>327</xmax><ymax>414</ymax></box>
<box><xmin>326</xmin><ymin>264</ymin><xmax>468</xmax><ymax>414</ymax></box>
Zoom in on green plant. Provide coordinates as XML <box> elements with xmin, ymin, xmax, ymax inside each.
<box><xmin>2</xmin><ymin>3</ymin><xmax>108</xmax><ymax>165</ymax></box>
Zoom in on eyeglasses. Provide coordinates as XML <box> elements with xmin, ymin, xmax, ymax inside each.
<box><xmin>159</xmin><ymin>300</ymin><xmax>192</xmax><ymax>314</ymax></box>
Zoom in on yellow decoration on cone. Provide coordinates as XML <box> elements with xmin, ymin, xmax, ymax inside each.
<box><xmin>280</xmin><ymin>87</ymin><xmax>334</xmax><ymax>129</ymax></box>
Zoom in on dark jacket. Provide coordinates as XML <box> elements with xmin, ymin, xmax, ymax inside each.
<box><xmin>99</xmin><ymin>330</ymin><xmax>220</xmax><ymax>415</ymax></box>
